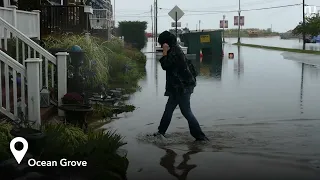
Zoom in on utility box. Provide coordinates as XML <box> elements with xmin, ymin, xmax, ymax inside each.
<box><xmin>181</xmin><ymin>30</ymin><xmax>223</xmax><ymax>63</ymax></box>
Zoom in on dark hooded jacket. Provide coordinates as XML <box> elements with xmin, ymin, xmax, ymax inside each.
<box><xmin>158</xmin><ymin>31</ymin><xmax>196</xmax><ymax>96</ymax></box>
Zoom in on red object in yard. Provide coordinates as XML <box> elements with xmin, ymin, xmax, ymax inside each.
<box><xmin>200</xmin><ymin>50</ymin><xmax>203</xmax><ymax>58</ymax></box>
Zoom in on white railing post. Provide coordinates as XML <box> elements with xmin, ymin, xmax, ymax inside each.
<box><xmin>32</xmin><ymin>10</ymin><xmax>41</xmax><ymax>40</ymax></box>
<box><xmin>25</xmin><ymin>58</ymin><xmax>42</xmax><ymax>127</ymax></box>
<box><xmin>8</xmin><ymin>6</ymin><xmax>17</xmax><ymax>28</ymax></box>
<box><xmin>85</xmin><ymin>33</ymin><xmax>91</xmax><ymax>43</ymax></box>
<box><xmin>56</xmin><ymin>52</ymin><xmax>68</xmax><ymax>116</ymax></box>
<box><xmin>3</xmin><ymin>0</ymin><xmax>9</xmax><ymax>7</ymax></box>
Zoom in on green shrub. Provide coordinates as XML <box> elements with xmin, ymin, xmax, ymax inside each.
<box><xmin>118</xmin><ymin>21</ymin><xmax>148</xmax><ymax>50</ymax></box>
<box><xmin>41</xmin><ymin>123</ymin><xmax>88</xmax><ymax>160</ymax></box>
<box><xmin>39</xmin><ymin>123</ymin><xmax>128</xmax><ymax>178</ymax></box>
<box><xmin>0</xmin><ymin>121</ymin><xmax>128</xmax><ymax>179</ymax></box>
<box><xmin>0</xmin><ymin>123</ymin><xmax>13</xmax><ymax>161</ymax></box>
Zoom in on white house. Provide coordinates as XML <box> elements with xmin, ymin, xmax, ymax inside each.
<box><xmin>90</xmin><ymin>0</ymin><xmax>114</xmax><ymax>29</ymax></box>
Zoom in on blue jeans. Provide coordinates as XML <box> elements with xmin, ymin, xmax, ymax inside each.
<box><xmin>158</xmin><ymin>93</ymin><xmax>206</xmax><ymax>140</ymax></box>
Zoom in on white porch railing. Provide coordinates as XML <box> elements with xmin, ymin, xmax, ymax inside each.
<box><xmin>0</xmin><ymin>50</ymin><xmax>25</xmax><ymax>120</ymax></box>
<box><xmin>0</xmin><ymin>6</ymin><xmax>40</xmax><ymax>39</ymax></box>
<box><xmin>0</xmin><ymin>16</ymin><xmax>68</xmax><ymax>125</ymax></box>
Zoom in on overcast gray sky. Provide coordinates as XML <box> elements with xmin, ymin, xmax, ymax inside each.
<box><xmin>114</xmin><ymin>0</ymin><xmax>319</xmax><ymax>33</ymax></box>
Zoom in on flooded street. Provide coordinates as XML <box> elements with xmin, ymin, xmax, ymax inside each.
<box><xmin>105</xmin><ymin>38</ymin><xmax>320</xmax><ymax>180</ymax></box>
<box><xmin>226</xmin><ymin>36</ymin><xmax>320</xmax><ymax>51</ymax></box>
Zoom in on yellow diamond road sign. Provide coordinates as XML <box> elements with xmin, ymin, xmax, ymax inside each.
<box><xmin>168</xmin><ymin>5</ymin><xmax>185</xmax><ymax>21</ymax></box>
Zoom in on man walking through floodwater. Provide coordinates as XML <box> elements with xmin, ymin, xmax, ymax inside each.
<box><xmin>151</xmin><ymin>31</ymin><xmax>209</xmax><ymax>141</ymax></box>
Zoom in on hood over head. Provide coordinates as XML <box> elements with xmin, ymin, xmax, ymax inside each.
<box><xmin>158</xmin><ymin>31</ymin><xmax>177</xmax><ymax>47</ymax></box>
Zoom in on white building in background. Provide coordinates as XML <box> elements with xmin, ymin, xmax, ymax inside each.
<box><xmin>90</xmin><ymin>0</ymin><xmax>114</xmax><ymax>29</ymax></box>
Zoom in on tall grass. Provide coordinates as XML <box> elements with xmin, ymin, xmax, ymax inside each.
<box><xmin>43</xmin><ymin>34</ymin><xmax>146</xmax><ymax>89</ymax></box>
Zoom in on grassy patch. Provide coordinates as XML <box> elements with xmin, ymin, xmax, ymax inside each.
<box><xmin>233</xmin><ymin>43</ymin><xmax>320</xmax><ymax>55</ymax></box>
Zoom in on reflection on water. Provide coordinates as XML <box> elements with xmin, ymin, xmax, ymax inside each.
<box><xmin>160</xmin><ymin>146</ymin><xmax>200</xmax><ymax>180</ymax></box>
<box><xmin>233</xmin><ymin>46</ymin><xmax>244</xmax><ymax>78</ymax></box>
<box><xmin>300</xmin><ymin>63</ymin><xmax>304</xmax><ymax>115</ymax></box>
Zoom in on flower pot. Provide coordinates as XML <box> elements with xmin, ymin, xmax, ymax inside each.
<box><xmin>10</xmin><ymin>128</ymin><xmax>46</xmax><ymax>156</ymax></box>
<box><xmin>58</xmin><ymin>104</ymin><xmax>93</xmax><ymax>131</ymax></box>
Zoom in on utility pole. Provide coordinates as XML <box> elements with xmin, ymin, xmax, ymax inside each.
<box><xmin>151</xmin><ymin>5</ymin><xmax>153</xmax><ymax>40</ymax></box>
<box><xmin>237</xmin><ymin>0</ymin><xmax>241</xmax><ymax>43</ymax></box>
<box><xmin>199</xmin><ymin>20</ymin><xmax>201</xmax><ymax>31</ymax></box>
<box><xmin>155</xmin><ymin>0</ymin><xmax>158</xmax><ymax>43</ymax></box>
<box><xmin>113</xmin><ymin>0</ymin><xmax>115</xmax><ymax>25</ymax></box>
<box><xmin>302</xmin><ymin>0</ymin><xmax>306</xmax><ymax>50</ymax></box>
<box><xmin>175</xmin><ymin>12</ymin><xmax>178</xmax><ymax>38</ymax></box>
<box><xmin>153</xmin><ymin>0</ymin><xmax>156</xmax><ymax>42</ymax></box>
<box><xmin>222</xmin><ymin>15</ymin><xmax>225</xmax><ymax>43</ymax></box>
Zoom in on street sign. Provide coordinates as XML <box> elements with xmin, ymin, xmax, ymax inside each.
<box><xmin>200</xmin><ymin>35</ymin><xmax>210</xmax><ymax>43</ymax></box>
<box><xmin>171</xmin><ymin>22</ymin><xmax>181</xmax><ymax>27</ymax></box>
<box><xmin>168</xmin><ymin>5</ymin><xmax>185</xmax><ymax>21</ymax></box>
<box><xmin>234</xmin><ymin>16</ymin><xmax>244</xmax><ymax>26</ymax></box>
<box><xmin>220</xmin><ymin>20</ymin><xmax>228</xmax><ymax>28</ymax></box>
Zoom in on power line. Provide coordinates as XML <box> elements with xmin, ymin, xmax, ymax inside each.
<box><xmin>305</xmin><ymin>4</ymin><xmax>320</xmax><ymax>7</ymax></box>
<box><xmin>176</xmin><ymin>3</ymin><xmax>302</xmax><ymax>14</ymax></box>
<box><xmin>158</xmin><ymin>0</ymin><xmax>293</xmax><ymax>12</ymax></box>
<box><xmin>116</xmin><ymin>3</ymin><xmax>302</xmax><ymax>17</ymax></box>
<box><xmin>116</xmin><ymin>11</ymin><xmax>150</xmax><ymax>16</ymax></box>
<box><xmin>115</xmin><ymin>0</ymin><xmax>293</xmax><ymax>15</ymax></box>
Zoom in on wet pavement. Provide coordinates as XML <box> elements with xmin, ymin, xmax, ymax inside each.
<box><xmin>104</xmin><ymin>38</ymin><xmax>320</xmax><ymax>180</ymax></box>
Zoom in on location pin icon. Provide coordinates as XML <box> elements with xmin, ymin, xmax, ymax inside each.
<box><xmin>10</xmin><ymin>137</ymin><xmax>28</xmax><ymax>164</ymax></box>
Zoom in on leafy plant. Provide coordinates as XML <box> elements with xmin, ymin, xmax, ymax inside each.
<box><xmin>0</xmin><ymin>121</ymin><xmax>129</xmax><ymax>178</ymax></box>
<box><xmin>39</xmin><ymin>123</ymin><xmax>128</xmax><ymax>178</ymax></box>
<box><xmin>40</xmin><ymin>123</ymin><xmax>88</xmax><ymax>160</ymax></box>
<box><xmin>5</xmin><ymin>112</ymin><xmax>37</xmax><ymax>130</ymax></box>
<box><xmin>293</xmin><ymin>14</ymin><xmax>320</xmax><ymax>36</ymax></box>
<box><xmin>91</xmin><ymin>104</ymin><xmax>113</xmax><ymax>119</ymax></box>
<box><xmin>0</xmin><ymin>122</ymin><xmax>13</xmax><ymax>161</ymax></box>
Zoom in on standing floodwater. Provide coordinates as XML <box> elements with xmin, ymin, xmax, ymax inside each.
<box><xmin>104</xmin><ymin>39</ymin><xmax>320</xmax><ymax>180</ymax></box>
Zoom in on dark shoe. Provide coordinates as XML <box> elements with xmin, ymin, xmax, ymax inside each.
<box><xmin>147</xmin><ymin>132</ymin><xmax>166</xmax><ymax>139</ymax></box>
<box><xmin>195</xmin><ymin>136</ymin><xmax>209</xmax><ymax>142</ymax></box>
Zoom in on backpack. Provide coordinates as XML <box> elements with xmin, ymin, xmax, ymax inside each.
<box><xmin>184</xmin><ymin>55</ymin><xmax>198</xmax><ymax>78</ymax></box>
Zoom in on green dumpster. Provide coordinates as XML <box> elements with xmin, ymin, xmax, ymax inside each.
<box><xmin>181</xmin><ymin>30</ymin><xmax>223</xmax><ymax>63</ymax></box>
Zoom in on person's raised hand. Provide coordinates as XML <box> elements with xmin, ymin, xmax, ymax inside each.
<box><xmin>162</xmin><ymin>43</ymin><xmax>169</xmax><ymax>56</ymax></box>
